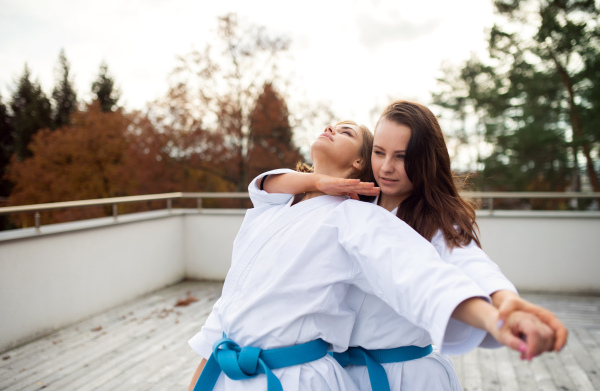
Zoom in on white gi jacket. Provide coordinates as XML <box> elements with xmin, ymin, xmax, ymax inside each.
<box><xmin>188</xmin><ymin>169</ymin><xmax>492</xmax><ymax>390</ymax></box>
<box><xmin>236</xmin><ymin>169</ymin><xmax>518</xmax><ymax>390</ymax></box>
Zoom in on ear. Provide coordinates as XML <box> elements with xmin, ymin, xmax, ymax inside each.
<box><xmin>352</xmin><ymin>157</ymin><xmax>363</xmax><ymax>171</ymax></box>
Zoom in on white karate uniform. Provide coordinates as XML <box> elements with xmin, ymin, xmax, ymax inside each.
<box><xmin>240</xmin><ymin>169</ymin><xmax>518</xmax><ymax>390</ymax></box>
<box><xmin>188</xmin><ymin>169</ymin><xmax>491</xmax><ymax>390</ymax></box>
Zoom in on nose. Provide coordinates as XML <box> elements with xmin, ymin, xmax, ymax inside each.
<box><xmin>324</xmin><ymin>125</ymin><xmax>334</xmax><ymax>134</ymax></box>
<box><xmin>381</xmin><ymin>156</ymin><xmax>394</xmax><ymax>173</ymax></box>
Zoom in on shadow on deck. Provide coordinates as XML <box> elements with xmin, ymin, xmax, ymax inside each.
<box><xmin>1</xmin><ymin>281</ymin><xmax>599</xmax><ymax>391</ymax></box>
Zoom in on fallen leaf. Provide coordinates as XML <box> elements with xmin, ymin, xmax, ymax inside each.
<box><xmin>174</xmin><ymin>296</ymin><xmax>198</xmax><ymax>307</ymax></box>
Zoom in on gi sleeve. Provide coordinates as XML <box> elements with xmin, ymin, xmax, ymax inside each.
<box><xmin>248</xmin><ymin>169</ymin><xmax>296</xmax><ymax>208</ymax></box>
<box><xmin>431</xmin><ymin>230</ymin><xmax>518</xmax><ymax>348</ymax></box>
<box><xmin>328</xmin><ymin>200</ymin><xmax>490</xmax><ymax>355</ymax></box>
<box><xmin>188</xmin><ymin>298</ymin><xmax>224</xmax><ymax>359</ymax></box>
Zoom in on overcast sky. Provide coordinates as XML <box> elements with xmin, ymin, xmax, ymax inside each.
<box><xmin>0</xmin><ymin>0</ymin><xmax>495</xmax><ymax>128</ymax></box>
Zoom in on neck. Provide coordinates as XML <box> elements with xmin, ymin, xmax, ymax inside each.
<box><xmin>379</xmin><ymin>192</ymin><xmax>410</xmax><ymax>212</ymax></box>
<box><xmin>313</xmin><ymin>163</ymin><xmax>355</xmax><ymax>181</ymax></box>
<box><xmin>299</xmin><ymin>164</ymin><xmax>353</xmax><ymax>202</ymax></box>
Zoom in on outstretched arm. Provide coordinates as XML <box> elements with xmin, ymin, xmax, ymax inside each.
<box><xmin>263</xmin><ymin>172</ymin><xmax>380</xmax><ymax>199</ymax></box>
<box><xmin>431</xmin><ymin>233</ymin><xmax>566</xmax><ymax>352</ymax></box>
<box><xmin>452</xmin><ymin>297</ymin><xmax>555</xmax><ymax>360</ymax></box>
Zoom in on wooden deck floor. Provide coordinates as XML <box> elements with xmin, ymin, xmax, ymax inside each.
<box><xmin>1</xmin><ymin>281</ymin><xmax>599</xmax><ymax>391</ymax></box>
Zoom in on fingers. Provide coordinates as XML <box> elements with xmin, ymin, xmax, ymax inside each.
<box><xmin>506</xmin><ymin>311</ymin><xmax>556</xmax><ymax>360</ymax></box>
<box><xmin>333</xmin><ymin>181</ymin><xmax>380</xmax><ymax>196</ymax></box>
<box><xmin>533</xmin><ymin>309</ymin><xmax>568</xmax><ymax>351</ymax></box>
<box><xmin>498</xmin><ymin>297</ymin><xmax>567</xmax><ymax>352</ymax></box>
<box><xmin>316</xmin><ymin>177</ymin><xmax>380</xmax><ymax>197</ymax></box>
<box><xmin>498</xmin><ymin>327</ymin><xmax>527</xmax><ymax>354</ymax></box>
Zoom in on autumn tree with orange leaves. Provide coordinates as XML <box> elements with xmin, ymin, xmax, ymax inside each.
<box><xmin>153</xmin><ymin>13</ymin><xmax>302</xmax><ymax>191</ymax></box>
<box><xmin>4</xmin><ymin>14</ymin><xmax>316</xmax><ymax>228</ymax></box>
<box><xmin>248</xmin><ymin>83</ymin><xmax>302</xmax><ymax>181</ymax></box>
<box><xmin>6</xmin><ymin>102</ymin><xmax>232</xmax><ymax>226</ymax></box>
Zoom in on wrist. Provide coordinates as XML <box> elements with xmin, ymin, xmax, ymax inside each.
<box><xmin>491</xmin><ymin>290</ymin><xmax>519</xmax><ymax>309</ymax></box>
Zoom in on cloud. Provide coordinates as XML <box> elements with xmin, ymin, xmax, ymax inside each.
<box><xmin>356</xmin><ymin>12</ymin><xmax>444</xmax><ymax>47</ymax></box>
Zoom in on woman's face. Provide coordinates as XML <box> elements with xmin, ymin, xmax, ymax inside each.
<box><xmin>311</xmin><ymin>124</ymin><xmax>364</xmax><ymax>177</ymax></box>
<box><xmin>372</xmin><ymin>118</ymin><xmax>414</xmax><ymax>202</ymax></box>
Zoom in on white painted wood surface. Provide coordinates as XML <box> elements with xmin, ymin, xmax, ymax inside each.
<box><xmin>1</xmin><ymin>282</ymin><xmax>599</xmax><ymax>391</ymax></box>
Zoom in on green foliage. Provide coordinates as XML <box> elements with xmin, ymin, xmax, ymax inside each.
<box><xmin>434</xmin><ymin>0</ymin><xmax>600</xmax><ymax>207</ymax></box>
<box><xmin>10</xmin><ymin>65</ymin><xmax>52</xmax><ymax>160</ymax></box>
<box><xmin>52</xmin><ymin>49</ymin><xmax>78</xmax><ymax>129</ymax></box>
<box><xmin>91</xmin><ymin>62</ymin><xmax>120</xmax><ymax>112</ymax></box>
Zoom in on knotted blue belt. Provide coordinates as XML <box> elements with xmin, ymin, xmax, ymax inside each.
<box><xmin>331</xmin><ymin>344</ymin><xmax>433</xmax><ymax>391</ymax></box>
<box><xmin>193</xmin><ymin>335</ymin><xmax>329</xmax><ymax>391</ymax></box>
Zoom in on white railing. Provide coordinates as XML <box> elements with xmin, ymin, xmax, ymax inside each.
<box><xmin>0</xmin><ymin>192</ymin><xmax>248</xmax><ymax>232</ymax></box>
<box><xmin>1</xmin><ymin>191</ymin><xmax>598</xmax><ymax>232</ymax></box>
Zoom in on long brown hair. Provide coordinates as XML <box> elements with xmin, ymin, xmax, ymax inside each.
<box><xmin>297</xmin><ymin>120</ymin><xmax>375</xmax><ymax>183</ymax></box>
<box><xmin>376</xmin><ymin>100</ymin><xmax>480</xmax><ymax>249</ymax></box>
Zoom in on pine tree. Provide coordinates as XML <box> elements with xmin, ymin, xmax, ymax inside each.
<box><xmin>91</xmin><ymin>62</ymin><xmax>120</xmax><ymax>112</ymax></box>
<box><xmin>52</xmin><ymin>49</ymin><xmax>78</xmax><ymax>129</ymax></box>
<box><xmin>10</xmin><ymin>65</ymin><xmax>52</xmax><ymax>160</ymax></box>
<box><xmin>248</xmin><ymin>83</ymin><xmax>301</xmax><ymax>181</ymax></box>
<box><xmin>0</xmin><ymin>94</ymin><xmax>15</xmax><ymax>197</ymax></box>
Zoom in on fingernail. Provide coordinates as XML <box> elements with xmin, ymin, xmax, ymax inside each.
<box><xmin>497</xmin><ymin>320</ymin><xmax>504</xmax><ymax>329</ymax></box>
<box><xmin>518</xmin><ymin>342</ymin><xmax>527</xmax><ymax>353</ymax></box>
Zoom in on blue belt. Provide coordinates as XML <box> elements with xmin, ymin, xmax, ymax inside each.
<box><xmin>331</xmin><ymin>344</ymin><xmax>433</xmax><ymax>391</ymax></box>
<box><xmin>193</xmin><ymin>336</ymin><xmax>329</xmax><ymax>391</ymax></box>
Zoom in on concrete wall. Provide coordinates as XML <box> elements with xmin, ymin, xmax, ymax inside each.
<box><xmin>477</xmin><ymin>212</ymin><xmax>600</xmax><ymax>293</ymax></box>
<box><xmin>1</xmin><ymin>208</ymin><xmax>599</xmax><ymax>352</ymax></box>
<box><xmin>0</xmin><ymin>212</ymin><xmax>186</xmax><ymax>352</ymax></box>
<box><xmin>183</xmin><ymin>211</ymin><xmax>245</xmax><ymax>280</ymax></box>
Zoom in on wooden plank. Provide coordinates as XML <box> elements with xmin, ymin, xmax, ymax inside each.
<box><xmin>4</xmin><ymin>282</ymin><xmax>220</xmax><ymax>391</ymax></box>
<box><xmin>3</xmin><ymin>284</ymin><xmax>214</xmax><ymax>389</ymax></box>
<box><xmin>62</xmin><ymin>288</ymin><xmax>219</xmax><ymax>390</ymax></box>
<box><xmin>540</xmin><ymin>350</ymin><xmax>576</xmax><ymax>391</ymax></box>
<box><xmin>477</xmin><ymin>348</ymin><xmax>501</xmax><ymax>391</ymax></box>
<box><xmin>507</xmin><ymin>349</ymin><xmax>536</xmax><ymax>391</ymax></box>
<box><xmin>575</xmin><ymin>328</ymin><xmax>600</xmax><ymax>379</ymax></box>
<box><xmin>461</xmin><ymin>350</ymin><xmax>483</xmax><ymax>391</ymax></box>
<box><xmin>529</xmin><ymin>354</ymin><xmax>557</xmax><ymax>391</ymax></box>
<box><xmin>0</xmin><ymin>281</ymin><xmax>207</xmax><ymax>380</ymax></box>
<box><xmin>491</xmin><ymin>348</ymin><xmax>519</xmax><ymax>391</ymax></box>
<box><xmin>557</xmin><ymin>328</ymin><xmax>597</xmax><ymax>390</ymax></box>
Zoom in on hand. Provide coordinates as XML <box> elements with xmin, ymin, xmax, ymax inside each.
<box><xmin>498</xmin><ymin>311</ymin><xmax>556</xmax><ymax>360</ymax></box>
<box><xmin>496</xmin><ymin>295</ymin><xmax>567</xmax><ymax>352</ymax></box>
<box><xmin>314</xmin><ymin>175</ymin><xmax>380</xmax><ymax>200</ymax></box>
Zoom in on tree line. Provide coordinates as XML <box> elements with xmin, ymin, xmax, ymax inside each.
<box><xmin>3</xmin><ymin>3</ymin><xmax>598</xmax><ymax>230</ymax></box>
<box><xmin>434</xmin><ymin>0</ymin><xmax>599</xmax><ymax>209</ymax></box>
<box><xmin>1</xmin><ymin>14</ymin><xmax>305</xmax><ymax>229</ymax></box>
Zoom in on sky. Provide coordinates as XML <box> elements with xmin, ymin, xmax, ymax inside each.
<box><xmin>0</xmin><ymin>0</ymin><xmax>495</xmax><ymax>131</ymax></box>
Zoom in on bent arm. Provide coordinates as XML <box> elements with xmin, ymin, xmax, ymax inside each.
<box><xmin>262</xmin><ymin>171</ymin><xmax>320</xmax><ymax>194</ymax></box>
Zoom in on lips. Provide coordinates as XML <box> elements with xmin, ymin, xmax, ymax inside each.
<box><xmin>379</xmin><ymin>177</ymin><xmax>399</xmax><ymax>184</ymax></box>
<box><xmin>319</xmin><ymin>133</ymin><xmax>334</xmax><ymax>142</ymax></box>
